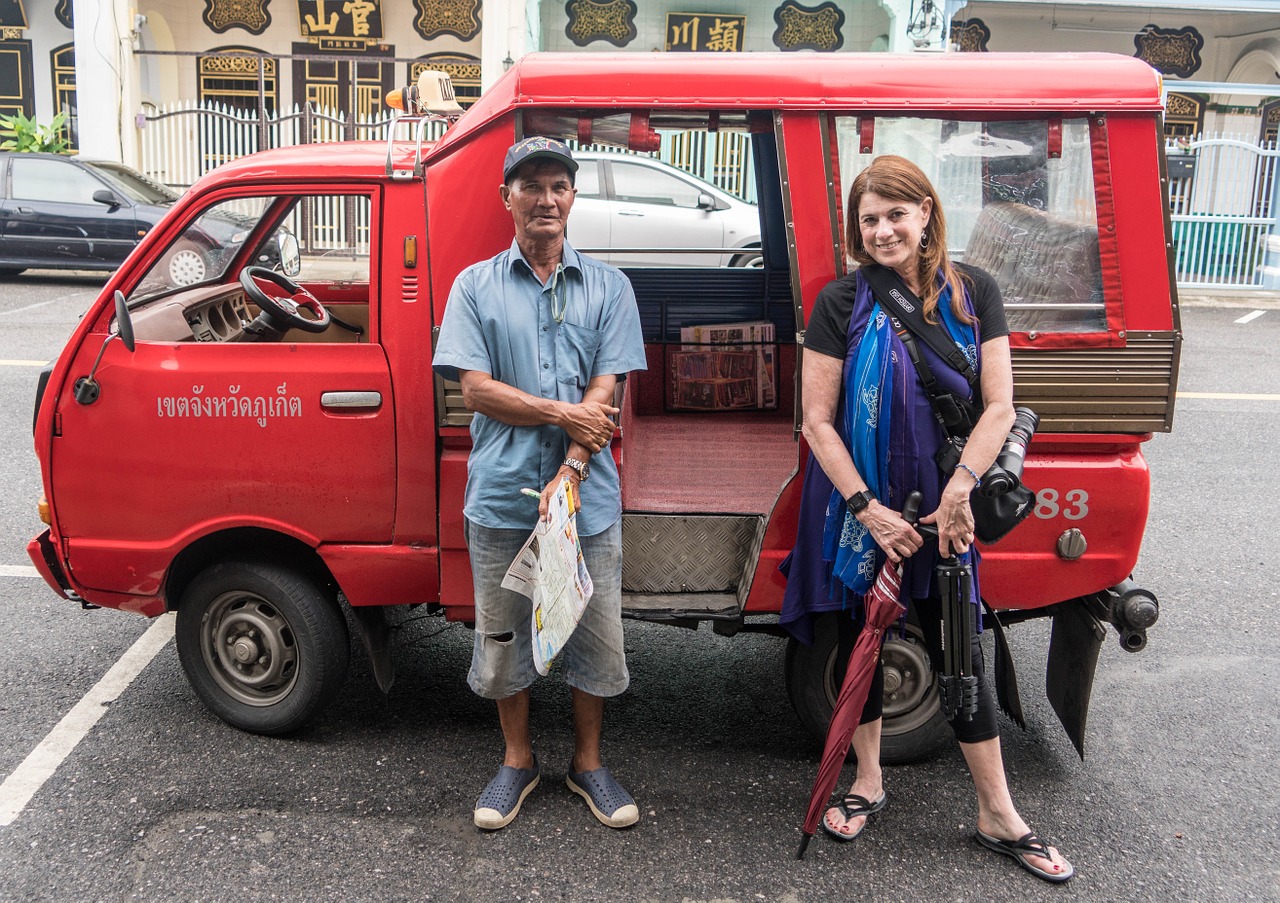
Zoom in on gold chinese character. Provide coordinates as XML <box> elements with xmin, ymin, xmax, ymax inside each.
<box><xmin>344</xmin><ymin>0</ymin><xmax>376</xmax><ymax>37</ymax></box>
<box><xmin>305</xmin><ymin>0</ymin><xmax>339</xmax><ymax>34</ymax></box>
<box><xmin>706</xmin><ymin>18</ymin><xmax>740</xmax><ymax>52</ymax></box>
<box><xmin>670</xmin><ymin>17</ymin><xmax>699</xmax><ymax>50</ymax></box>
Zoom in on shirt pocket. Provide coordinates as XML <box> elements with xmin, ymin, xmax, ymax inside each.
<box><xmin>555</xmin><ymin>321</ymin><xmax>603</xmax><ymax>390</ymax></box>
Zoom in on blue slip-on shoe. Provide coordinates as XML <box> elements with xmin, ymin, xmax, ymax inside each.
<box><xmin>473</xmin><ymin>757</ymin><xmax>540</xmax><ymax>830</ymax></box>
<box><xmin>566</xmin><ymin>764</ymin><xmax>639</xmax><ymax>828</ymax></box>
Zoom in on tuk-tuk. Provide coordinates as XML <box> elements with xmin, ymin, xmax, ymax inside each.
<box><xmin>27</xmin><ymin>52</ymin><xmax>1176</xmax><ymax>760</ymax></box>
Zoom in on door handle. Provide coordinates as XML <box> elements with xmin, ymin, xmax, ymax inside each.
<box><xmin>321</xmin><ymin>391</ymin><xmax>382</xmax><ymax>409</ymax></box>
<box><xmin>617</xmin><ymin>209</ymin><xmax>644</xmax><ymax>217</ymax></box>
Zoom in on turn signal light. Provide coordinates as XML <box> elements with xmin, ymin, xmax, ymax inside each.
<box><xmin>37</xmin><ymin>496</ymin><xmax>50</xmax><ymax>525</ymax></box>
<box><xmin>385</xmin><ymin>69</ymin><xmax>463</xmax><ymax>116</ymax></box>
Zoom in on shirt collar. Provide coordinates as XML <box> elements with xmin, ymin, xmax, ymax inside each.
<box><xmin>507</xmin><ymin>238</ymin><xmax>583</xmax><ymax>279</ymax></box>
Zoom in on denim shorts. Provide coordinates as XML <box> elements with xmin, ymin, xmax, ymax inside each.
<box><xmin>464</xmin><ymin>518</ymin><xmax>628</xmax><ymax>700</ymax></box>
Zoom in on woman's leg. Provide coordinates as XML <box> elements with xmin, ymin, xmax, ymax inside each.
<box><xmin>960</xmin><ymin>737</ymin><xmax>1072</xmax><ymax>877</ymax></box>
<box><xmin>824</xmin><ymin>717</ymin><xmax>885</xmax><ymax>836</ymax></box>
<box><xmin>824</xmin><ymin>613</ymin><xmax>887</xmax><ymax>837</ymax></box>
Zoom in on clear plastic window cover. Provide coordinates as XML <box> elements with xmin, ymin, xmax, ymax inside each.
<box><xmin>835</xmin><ymin>117</ymin><xmax>1105</xmax><ymax>334</ymax></box>
<box><xmin>129</xmin><ymin>195</ymin><xmax>372</xmax><ymax>303</ymax></box>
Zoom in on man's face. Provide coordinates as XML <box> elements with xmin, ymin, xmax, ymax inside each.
<box><xmin>501</xmin><ymin>160</ymin><xmax>576</xmax><ymax>244</ymax></box>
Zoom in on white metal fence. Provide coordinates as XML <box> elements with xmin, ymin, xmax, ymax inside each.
<box><xmin>1166</xmin><ymin>133</ymin><xmax>1280</xmax><ymax>289</ymax></box>
<box><xmin>139</xmin><ymin>101</ymin><xmax>756</xmax><ymax>200</ymax></box>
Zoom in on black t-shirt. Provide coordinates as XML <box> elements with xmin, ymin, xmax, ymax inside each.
<box><xmin>805</xmin><ymin>263</ymin><xmax>1009</xmax><ymax>361</ymax></box>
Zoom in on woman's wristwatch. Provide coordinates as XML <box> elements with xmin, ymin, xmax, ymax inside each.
<box><xmin>561</xmin><ymin>457</ymin><xmax>589</xmax><ymax>482</ymax></box>
<box><xmin>845</xmin><ymin>489</ymin><xmax>875</xmax><ymax>516</ymax></box>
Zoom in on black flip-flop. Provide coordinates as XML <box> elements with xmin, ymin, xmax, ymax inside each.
<box><xmin>820</xmin><ymin>792</ymin><xmax>886</xmax><ymax>842</ymax></box>
<box><xmin>975</xmin><ymin>828</ymin><xmax>1074</xmax><ymax>883</ymax></box>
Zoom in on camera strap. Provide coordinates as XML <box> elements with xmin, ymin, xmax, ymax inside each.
<box><xmin>860</xmin><ymin>265</ymin><xmax>981</xmax><ymax>437</ymax></box>
<box><xmin>860</xmin><ymin>265</ymin><xmax>979</xmax><ymax>392</ymax></box>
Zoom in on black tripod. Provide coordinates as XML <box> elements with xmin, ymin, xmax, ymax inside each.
<box><xmin>904</xmin><ymin>491</ymin><xmax>978</xmax><ymax>721</ymax></box>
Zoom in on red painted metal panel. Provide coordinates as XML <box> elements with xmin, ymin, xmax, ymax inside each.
<box><xmin>1106</xmin><ymin>113</ymin><xmax>1177</xmax><ymax>332</ymax></box>
<box><xmin>319</xmin><ymin>543</ymin><xmax>439</xmax><ymax>607</ymax></box>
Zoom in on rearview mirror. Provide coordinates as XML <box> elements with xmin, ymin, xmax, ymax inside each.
<box><xmin>114</xmin><ymin>290</ymin><xmax>135</xmax><ymax>352</ymax></box>
<box><xmin>697</xmin><ymin>192</ymin><xmax>716</xmax><ymax>212</ymax></box>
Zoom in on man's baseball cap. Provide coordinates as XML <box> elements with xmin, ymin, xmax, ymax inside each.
<box><xmin>503</xmin><ymin>136</ymin><xmax>578</xmax><ymax>183</ymax></box>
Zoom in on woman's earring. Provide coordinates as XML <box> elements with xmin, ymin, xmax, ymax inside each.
<box><xmin>920</xmin><ymin>229</ymin><xmax>930</xmax><ymax>250</ymax></box>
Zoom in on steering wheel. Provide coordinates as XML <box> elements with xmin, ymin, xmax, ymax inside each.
<box><xmin>238</xmin><ymin>266</ymin><xmax>331</xmax><ymax>334</ymax></box>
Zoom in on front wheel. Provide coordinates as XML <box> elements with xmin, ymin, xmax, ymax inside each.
<box><xmin>164</xmin><ymin>240</ymin><xmax>209</xmax><ymax>286</ymax></box>
<box><xmin>175</xmin><ymin>561</ymin><xmax>349</xmax><ymax>735</ymax></box>
<box><xmin>784</xmin><ymin>612</ymin><xmax>950</xmax><ymax>764</ymax></box>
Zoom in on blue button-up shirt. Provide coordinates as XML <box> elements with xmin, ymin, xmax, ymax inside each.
<box><xmin>433</xmin><ymin>239</ymin><xmax>647</xmax><ymax>536</ymax></box>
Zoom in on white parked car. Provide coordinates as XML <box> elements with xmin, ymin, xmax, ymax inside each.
<box><xmin>568</xmin><ymin>152</ymin><xmax>762</xmax><ymax>267</ymax></box>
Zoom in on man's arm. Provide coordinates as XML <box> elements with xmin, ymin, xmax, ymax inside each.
<box><xmin>458</xmin><ymin>369</ymin><xmax>618</xmax><ymax>453</ymax></box>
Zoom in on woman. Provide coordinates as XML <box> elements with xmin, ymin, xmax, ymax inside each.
<box><xmin>781</xmin><ymin>155</ymin><xmax>1072</xmax><ymax>883</ymax></box>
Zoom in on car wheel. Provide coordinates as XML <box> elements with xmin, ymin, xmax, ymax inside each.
<box><xmin>784</xmin><ymin>612</ymin><xmax>950</xmax><ymax>764</ymax></box>
<box><xmin>175</xmin><ymin>560</ymin><xmax>349</xmax><ymax>735</ymax></box>
<box><xmin>729</xmin><ymin>247</ymin><xmax>764</xmax><ymax>268</ymax></box>
<box><xmin>165</xmin><ymin>240</ymin><xmax>209</xmax><ymax>286</ymax></box>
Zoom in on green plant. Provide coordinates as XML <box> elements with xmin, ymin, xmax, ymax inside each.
<box><xmin>0</xmin><ymin>110</ymin><xmax>70</xmax><ymax>153</ymax></box>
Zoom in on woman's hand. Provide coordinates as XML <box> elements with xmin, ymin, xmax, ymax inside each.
<box><xmin>920</xmin><ymin>483</ymin><xmax>976</xmax><ymax>557</ymax></box>
<box><xmin>861</xmin><ymin>502</ymin><xmax>924</xmax><ymax>565</ymax></box>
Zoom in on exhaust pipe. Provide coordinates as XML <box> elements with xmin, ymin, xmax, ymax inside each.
<box><xmin>1105</xmin><ymin>580</ymin><xmax>1159</xmax><ymax>653</ymax></box>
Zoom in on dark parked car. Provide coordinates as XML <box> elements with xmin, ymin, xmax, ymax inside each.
<box><xmin>0</xmin><ymin>152</ymin><xmax>287</xmax><ymax>284</ymax></box>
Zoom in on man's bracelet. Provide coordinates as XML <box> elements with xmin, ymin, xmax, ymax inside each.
<box><xmin>955</xmin><ymin>462</ymin><xmax>982</xmax><ymax>487</ymax></box>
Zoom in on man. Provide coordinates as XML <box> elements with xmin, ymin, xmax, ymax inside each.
<box><xmin>432</xmin><ymin>136</ymin><xmax>647</xmax><ymax>831</ymax></box>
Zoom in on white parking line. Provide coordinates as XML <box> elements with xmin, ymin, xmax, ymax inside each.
<box><xmin>0</xmin><ymin>360</ymin><xmax>49</xmax><ymax>367</ymax></box>
<box><xmin>0</xmin><ymin>565</ymin><xmax>40</xmax><ymax>578</ymax></box>
<box><xmin>0</xmin><ymin>613</ymin><xmax>175</xmax><ymax>827</ymax></box>
<box><xmin>1234</xmin><ymin>310</ymin><xmax>1266</xmax><ymax>324</ymax></box>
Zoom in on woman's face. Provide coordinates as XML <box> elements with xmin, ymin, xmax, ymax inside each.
<box><xmin>857</xmin><ymin>191</ymin><xmax>933</xmax><ymax>273</ymax></box>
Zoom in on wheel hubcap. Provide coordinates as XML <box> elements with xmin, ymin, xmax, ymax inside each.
<box><xmin>201</xmin><ymin>592</ymin><xmax>299</xmax><ymax>706</ymax></box>
<box><xmin>169</xmin><ymin>249</ymin><xmax>206</xmax><ymax>286</ymax></box>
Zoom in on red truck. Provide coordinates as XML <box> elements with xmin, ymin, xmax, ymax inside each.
<box><xmin>27</xmin><ymin>52</ymin><xmax>1176</xmax><ymax>762</ymax></box>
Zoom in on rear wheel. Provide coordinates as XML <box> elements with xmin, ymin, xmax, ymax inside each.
<box><xmin>729</xmin><ymin>246</ymin><xmax>764</xmax><ymax>268</ymax></box>
<box><xmin>784</xmin><ymin>612</ymin><xmax>950</xmax><ymax>764</ymax></box>
<box><xmin>175</xmin><ymin>561</ymin><xmax>349</xmax><ymax>735</ymax></box>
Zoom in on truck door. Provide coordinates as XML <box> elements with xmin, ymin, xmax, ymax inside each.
<box><xmin>49</xmin><ymin>189</ymin><xmax>397</xmax><ymax>598</ymax></box>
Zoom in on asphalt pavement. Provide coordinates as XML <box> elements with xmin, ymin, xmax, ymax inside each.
<box><xmin>0</xmin><ymin>272</ymin><xmax>1276</xmax><ymax>902</ymax></box>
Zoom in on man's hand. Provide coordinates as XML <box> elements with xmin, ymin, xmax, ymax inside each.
<box><xmin>538</xmin><ymin>468</ymin><xmax>581</xmax><ymax>520</ymax></box>
<box><xmin>560</xmin><ymin>401</ymin><xmax>619</xmax><ymax>453</ymax></box>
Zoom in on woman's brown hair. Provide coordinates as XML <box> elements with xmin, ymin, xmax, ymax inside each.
<box><xmin>845</xmin><ymin>154</ymin><xmax>972</xmax><ymax>324</ymax></box>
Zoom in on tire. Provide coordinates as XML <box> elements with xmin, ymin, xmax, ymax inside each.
<box><xmin>164</xmin><ymin>240</ymin><xmax>210</xmax><ymax>286</ymax></box>
<box><xmin>784</xmin><ymin>611</ymin><xmax>950</xmax><ymax>764</ymax></box>
<box><xmin>729</xmin><ymin>246</ymin><xmax>764</xmax><ymax>268</ymax></box>
<box><xmin>175</xmin><ymin>560</ymin><xmax>350</xmax><ymax>735</ymax></box>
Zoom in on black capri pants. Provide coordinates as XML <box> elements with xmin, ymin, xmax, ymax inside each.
<box><xmin>834</xmin><ymin>595</ymin><xmax>999</xmax><ymax>745</ymax></box>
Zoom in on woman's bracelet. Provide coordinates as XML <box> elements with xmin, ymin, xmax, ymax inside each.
<box><xmin>955</xmin><ymin>462</ymin><xmax>982</xmax><ymax>488</ymax></box>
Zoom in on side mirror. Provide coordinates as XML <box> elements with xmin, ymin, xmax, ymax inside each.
<box><xmin>92</xmin><ymin>189</ymin><xmax>123</xmax><ymax>208</ymax></box>
<box><xmin>277</xmin><ymin>231</ymin><xmax>301</xmax><ymax>277</ymax></box>
<box><xmin>74</xmin><ymin>291</ymin><xmax>136</xmax><ymax>405</ymax></box>
<box><xmin>697</xmin><ymin>192</ymin><xmax>716</xmax><ymax>212</ymax></box>
<box><xmin>114</xmin><ymin>290</ymin><xmax>136</xmax><ymax>352</ymax></box>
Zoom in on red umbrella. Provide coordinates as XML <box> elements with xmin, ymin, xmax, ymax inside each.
<box><xmin>796</xmin><ymin>559</ymin><xmax>906</xmax><ymax>858</ymax></box>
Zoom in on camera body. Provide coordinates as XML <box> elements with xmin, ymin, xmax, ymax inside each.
<box><xmin>935</xmin><ymin>407</ymin><xmax>1039</xmax><ymax>497</ymax></box>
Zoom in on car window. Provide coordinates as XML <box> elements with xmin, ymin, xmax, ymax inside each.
<box><xmin>88</xmin><ymin>162</ymin><xmax>179</xmax><ymax>205</ymax></box>
<box><xmin>575</xmin><ymin>160</ymin><xmax>601</xmax><ymax>199</ymax></box>
<box><xmin>10</xmin><ymin>158</ymin><xmax>105</xmax><ymax>205</ymax></box>
<box><xmin>611</xmin><ymin>161</ymin><xmax>703</xmax><ymax>208</ymax></box>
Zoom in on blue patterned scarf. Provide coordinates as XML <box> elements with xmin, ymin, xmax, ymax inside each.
<box><xmin>822</xmin><ymin>277</ymin><xmax>977</xmax><ymax>597</ymax></box>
